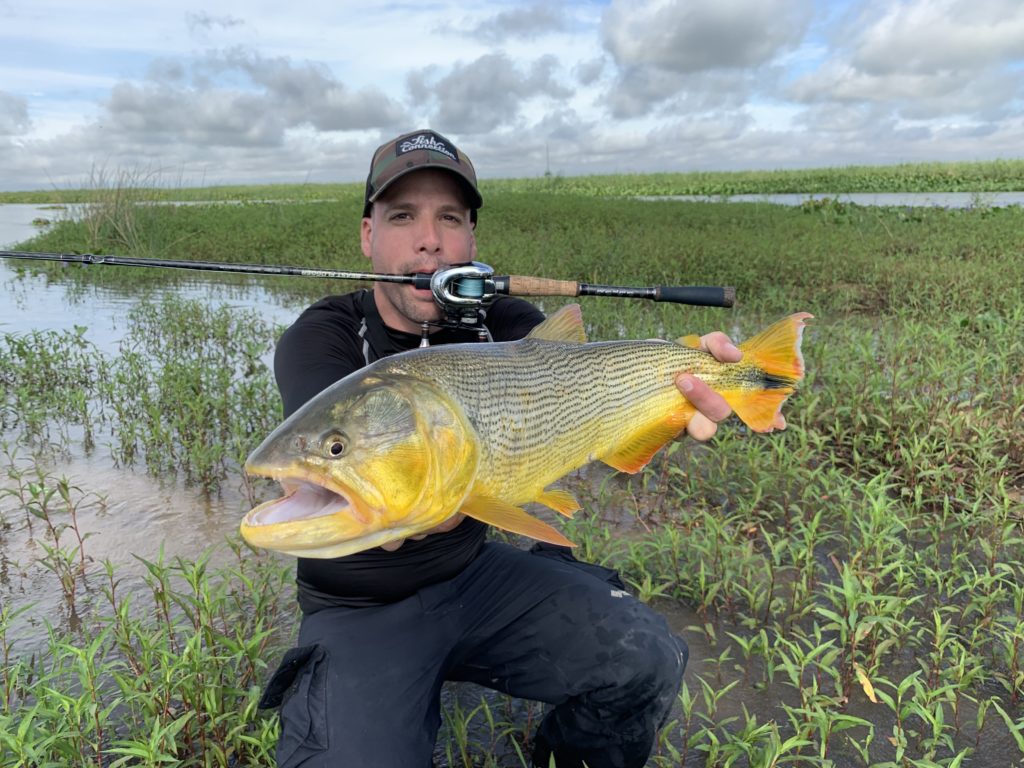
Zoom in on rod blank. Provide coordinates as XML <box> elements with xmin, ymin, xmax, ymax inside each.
<box><xmin>0</xmin><ymin>250</ymin><xmax>409</xmax><ymax>283</ymax></box>
<box><xmin>1</xmin><ymin>250</ymin><xmax>736</xmax><ymax>308</ymax></box>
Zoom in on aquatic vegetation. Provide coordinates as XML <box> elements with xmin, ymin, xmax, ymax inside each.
<box><xmin>1</xmin><ymin>181</ymin><xmax>1023</xmax><ymax>765</ymax></box>
<box><xmin>1</xmin><ymin>295</ymin><xmax>283</xmax><ymax>493</ymax></box>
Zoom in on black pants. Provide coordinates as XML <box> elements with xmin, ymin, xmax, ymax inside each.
<box><xmin>260</xmin><ymin>543</ymin><xmax>688</xmax><ymax>768</ymax></box>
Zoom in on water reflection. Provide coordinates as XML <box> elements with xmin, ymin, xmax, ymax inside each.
<box><xmin>1</xmin><ymin>261</ymin><xmax>302</xmax><ymax>354</ymax></box>
<box><xmin>0</xmin><ymin>203</ymin><xmax>64</xmax><ymax>247</ymax></box>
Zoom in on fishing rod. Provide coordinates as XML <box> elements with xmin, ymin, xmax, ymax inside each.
<box><xmin>0</xmin><ymin>250</ymin><xmax>735</xmax><ymax>332</ymax></box>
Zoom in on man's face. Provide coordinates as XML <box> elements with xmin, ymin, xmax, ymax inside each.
<box><xmin>361</xmin><ymin>168</ymin><xmax>476</xmax><ymax>334</ymax></box>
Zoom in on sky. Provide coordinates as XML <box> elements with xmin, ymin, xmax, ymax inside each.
<box><xmin>1</xmin><ymin>0</ymin><xmax>1022</xmax><ymax>191</ymax></box>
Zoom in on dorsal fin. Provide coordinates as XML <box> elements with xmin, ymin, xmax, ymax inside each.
<box><xmin>525</xmin><ymin>304</ymin><xmax>587</xmax><ymax>343</ymax></box>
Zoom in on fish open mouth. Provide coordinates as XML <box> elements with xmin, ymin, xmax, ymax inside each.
<box><xmin>244</xmin><ymin>479</ymin><xmax>353</xmax><ymax>527</ymax></box>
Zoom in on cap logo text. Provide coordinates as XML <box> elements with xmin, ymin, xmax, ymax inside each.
<box><xmin>397</xmin><ymin>133</ymin><xmax>459</xmax><ymax>162</ymax></box>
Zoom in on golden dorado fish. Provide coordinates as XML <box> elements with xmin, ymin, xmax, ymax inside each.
<box><xmin>241</xmin><ymin>306</ymin><xmax>811</xmax><ymax>558</ymax></box>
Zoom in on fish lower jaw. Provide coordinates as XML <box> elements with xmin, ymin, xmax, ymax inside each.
<box><xmin>240</xmin><ymin>510</ymin><xmax>428</xmax><ymax>558</ymax></box>
<box><xmin>274</xmin><ymin>527</ymin><xmax>426</xmax><ymax>559</ymax></box>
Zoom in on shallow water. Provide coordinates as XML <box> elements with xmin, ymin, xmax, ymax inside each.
<box><xmin>0</xmin><ymin>203</ymin><xmax>64</xmax><ymax>247</ymax></box>
<box><xmin>1</xmin><ymin>207</ymin><xmax>303</xmax><ymax>653</ymax></box>
<box><xmin>636</xmin><ymin>191</ymin><xmax>1024</xmax><ymax>208</ymax></box>
<box><xmin>0</xmin><ymin>259</ymin><xmax>301</xmax><ymax>354</ymax></box>
<box><xmin>0</xmin><ymin>447</ymin><xmax>272</xmax><ymax>645</ymax></box>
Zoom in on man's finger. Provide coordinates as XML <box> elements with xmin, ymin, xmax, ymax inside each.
<box><xmin>700</xmin><ymin>332</ymin><xmax>742</xmax><ymax>363</ymax></box>
<box><xmin>676</xmin><ymin>374</ymin><xmax>732</xmax><ymax>424</ymax></box>
<box><xmin>686</xmin><ymin>412</ymin><xmax>718</xmax><ymax>441</ymax></box>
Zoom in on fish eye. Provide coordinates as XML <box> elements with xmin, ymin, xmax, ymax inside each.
<box><xmin>321</xmin><ymin>433</ymin><xmax>347</xmax><ymax>459</ymax></box>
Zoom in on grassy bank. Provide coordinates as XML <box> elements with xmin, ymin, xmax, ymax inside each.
<box><xmin>1</xmin><ymin>158</ymin><xmax>1022</xmax><ymax>205</ymax></box>
<box><xmin>2</xmin><ymin>185</ymin><xmax>1023</xmax><ymax>766</ymax></box>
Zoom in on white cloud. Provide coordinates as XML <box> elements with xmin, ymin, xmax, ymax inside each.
<box><xmin>790</xmin><ymin>0</ymin><xmax>1024</xmax><ymax>120</ymax></box>
<box><xmin>851</xmin><ymin>0</ymin><xmax>1024</xmax><ymax>75</ymax></box>
<box><xmin>93</xmin><ymin>49</ymin><xmax>408</xmax><ymax>150</ymax></box>
<box><xmin>461</xmin><ymin>4</ymin><xmax>569</xmax><ymax>43</ymax></box>
<box><xmin>600</xmin><ymin>0</ymin><xmax>813</xmax><ymax>117</ymax></box>
<box><xmin>407</xmin><ymin>53</ymin><xmax>573</xmax><ymax>134</ymax></box>
<box><xmin>602</xmin><ymin>0</ymin><xmax>814</xmax><ymax>73</ymax></box>
<box><xmin>0</xmin><ymin>0</ymin><xmax>1021</xmax><ymax>190</ymax></box>
<box><xmin>185</xmin><ymin>11</ymin><xmax>246</xmax><ymax>37</ymax></box>
<box><xmin>0</xmin><ymin>92</ymin><xmax>30</xmax><ymax>135</ymax></box>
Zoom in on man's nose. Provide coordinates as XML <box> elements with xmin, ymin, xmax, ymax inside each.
<box><xmin>416</xmin><ymin>218</ymin><xmax>441</xmax><ymax>252</ymax></box>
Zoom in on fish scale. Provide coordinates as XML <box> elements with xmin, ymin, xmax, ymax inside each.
<box><xmin>379</xmin><ymin>338</ymin><xmax>728</xmax><ymax>502</ymax></box>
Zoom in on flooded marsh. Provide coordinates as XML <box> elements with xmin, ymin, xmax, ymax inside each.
<box><xmin>1</xmin><ymin>174</ymin><xmax>1023</xmax><ymax>766</ymax></box>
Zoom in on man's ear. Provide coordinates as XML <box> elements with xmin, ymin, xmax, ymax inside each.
<box><xmin>360</xmin><ymin>215</ymin><xmax>373</xmax><ymax>259</ymax></box>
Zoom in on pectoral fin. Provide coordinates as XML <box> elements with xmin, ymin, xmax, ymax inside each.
<box><xmin>461</xmin><ymin>496</ymin><xmax>576</xmax><ymax>547</ymax></box>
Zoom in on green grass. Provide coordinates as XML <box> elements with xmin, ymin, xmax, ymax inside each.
<box><xmin>1</xmin><ymin>157</ymin><xmax>1022</xmax><ymax>205</ymax></box>
<box><xmin>486</xmin><ymin>158</ymin><xmax>1024</xmax><ymax>197</ymax></box>
<box><xmin>2</xmin><ymin>174</ymin><xmax>1023</xmax><ymax>766</ymax></box>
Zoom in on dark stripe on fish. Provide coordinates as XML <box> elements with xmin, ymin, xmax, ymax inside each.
<box><xmin>762</xmin><ymin>373</ymin><xmax>798</xmax><ymax>389</ymax></box>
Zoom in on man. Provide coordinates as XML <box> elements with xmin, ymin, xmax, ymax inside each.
<box><xmin>259</xmin><ymin>129</ymin><xmax>741</xmax><ymax>767</ymax></box>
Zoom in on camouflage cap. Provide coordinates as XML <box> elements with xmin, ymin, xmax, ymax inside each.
<box><xmin>363</xmin><ymin>129</ymin><xmax>482</xmax><ymax>221</ymax></box>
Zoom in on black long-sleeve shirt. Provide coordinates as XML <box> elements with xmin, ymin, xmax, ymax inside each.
<box><xmin>273</xmin><ymin>289</ymin><xmax>544</xmax><ymax>612</ymax></box>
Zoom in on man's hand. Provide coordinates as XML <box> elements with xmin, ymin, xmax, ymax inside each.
<box><xmin>379</xmin><ymin>513</ymin><xmax>466</xmax><ymax>552</ymax></box>
<box><xmin>675</xmin><ymin>331</ymin><xmax>744</xmax><ymax>442</ymax></box>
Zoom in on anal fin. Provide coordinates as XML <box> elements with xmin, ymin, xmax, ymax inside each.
<box><xmin>536</xmin><ymin>488</ymin><xmax>581</xmax><ymax>518</ymax></box>
<box><xmin>461</xmin><ymin>496</ymin><xmax>575</xmax><ymax>547</ymax></box>
<box><xmin>599</xmin><ymin>406</ymin><xmax>694</xmax><ymax>473</ymax></box>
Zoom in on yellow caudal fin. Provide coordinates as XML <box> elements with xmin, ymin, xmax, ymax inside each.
<box><xmin>536</xmin><ymin>488</ymin><xmax>581</xmax><ymax>518</ymax></box>
<box><xmin>525</xmin><ymin>304</ymin><xmax>588</xmax><ymax>343</ymax></box>
<box><xmin>723</xmin><ymin>313</ymin><xmax>813</xmax><ymax>433</ymax></box>
<box><xmin>461</xmin><ymin>496</ymin><xmax>576</xmax><ymax>547</ymax></box>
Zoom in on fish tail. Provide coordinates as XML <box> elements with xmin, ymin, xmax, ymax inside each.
<box><xmin>722</xmin><ymin>313</ymin><xmax>813</xmax><ymax>433</ymax></box>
